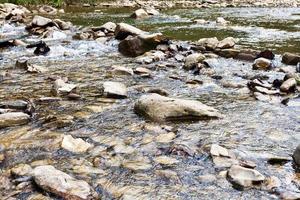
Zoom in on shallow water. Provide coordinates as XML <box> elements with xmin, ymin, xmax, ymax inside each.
<box><xmin>0</xmin><ymin>6</ymin><xmax>300</xmax><ymax>200</ymax></box>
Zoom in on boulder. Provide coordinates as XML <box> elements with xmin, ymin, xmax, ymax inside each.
<box><xmin>282</xmin><ymin>53</ymin><xmax>300</xmax><ymax>65</ymax></box>
<box><xmin>280</xmin><ymin>78</ymin><xmax>296</xmax><ymax>93</ymax></box>
<box><xmin>131</xmin><ymin>8</ymin><xmax>149</xmax><ymax>19</ymax></box>
<box><xmin>252</xmin><ymin>58</ymin><xmax>272</xmax><ymax>70</ymax></box>
<box><xmin>227</xmin><ymin>165</ymin><xmax>265</xmax><ymax>188</ymax></box>
<box><xmin>210</xmin><ymin>144</ymin><xmax>230</xmax><ymax>157</ymax></box>
<box><xmin>184</xmin><ymin>53</ymin><xmax>206</xmax><ymax>70</ymax></box>
<box><xmin>217</xmin><ymin>37</ymin><xmax>237</xmax><ymax>49</ymax></box>
<box><xmin>115</xmin><ymin>23</ymin><xmax>145</xmax><ymax>40</ymax></box>
<box><xmin>293</xmin><ymin>145</ymin><xmax>300</xmax><ymax>167</ymax></box>
<box><xmin>0</xmin><ymin>112</ymin><xmax>30</xmax><ymax>128</ymax></box>
<box><xmin>31</xmin><ymin>15</ymin><xmax>53</xmax><ymax>27</ymax></box>
<box><xmin>118</xmin><ymin>33</ymin><xmax>164</xmax><ymax>57</ymax></box>
<box><xmin>101</xmin><ymin>81</ymin><xmax>127</xmax><ymax>98</ymax></box>
<box><xmin>256</xmin><ymin>50</ymin><xmax>275</xmax><ymax>60</ymax></box>
<box><xmin>53</xmin><ymin>19</ymin><xmax>72</xmax><ymax>30</ymax></box>
<box><xmin>197</xmin><ymin>37</ymin><xmax>219</xmax><ymax>50</ymax></box>
<box><xmin>111</xmin><ymin>65</ymin><xmax>133</xmax><ymax>76</ymax></box>
<box><xmin>100</xmin><ymin>22</ymin><xmax>117</xmax><ymax>33</ymax></box>
<box><xmin>32</xmin><ymin>165</ymin><xmax>94</xmax><ymax>200</ymax></box>
<box><xmin>134</xmin><ymin>93</ymin><xmax>222</xmax><ymax>122</ymax></box>
<box><xmin>61</xmin><ymin>135</ymin><xmax>93</xmax><ymax>153</ymax></box>
<box><xmin>144</xmin><ymin>6</ymin><xmax>160</xmax><ymax>15</ymax></box>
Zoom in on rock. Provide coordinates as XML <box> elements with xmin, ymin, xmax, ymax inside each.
<box><xmin>53</xmin><ymin>78</ymin><xmax>77</xmax><ymax>95</ymax></box>
<box><xmin>216</xmin><ymin>17</ymin><xmax>229</xmax><ymax>25</ymax></box>
<box><xmin>100</xmin><ymin>22</ymin><xmax>117</xmax><ymax>33</ymax></box>
<box><xmin>31</xmin><ymin>15</ymin><xmax>53</xmax><ymax>27</ymax></box>
<box><xmin>280</xmin><ymin>78</ymin><xmax>296</xmax><ymax>93</ymax></box>
<box><xmin>115</xmin><ymin>23</ymin><xmax>145</xmax><ymax>40</ymax></box>
<box><xmin>282</xmin><ymin>53</ymin><xmax>300</xmax><ymax>65</ymax></box>
<box><xmin>122</xmin><ymin>157</ymin><xmax>152</xmax><ymax>171</ymax></box>
<box><xmin>253</xmin><ymin>58</ymin><xmax>272</xmax><ymax>70</ymax></box>
<box><xmin>144</xmin><ymin>6</ymin><xmax>160</xmax><ymax>15</ymax></box>
<box><xmin>197</xmin><ymin>37</ymin><xmax>219</xmax><ymax>50</ymax></box>
<box><xmin>111</xmin><ymin>65</ymin><xmax>134</xmax><ymax>76</ymax></box>
<box><xmin>134</xmin><ymin>93</ymin><xmax>222</xmax><ymax>122</ymax></box>
<box><xmin>256</xmin><ymin>50</ymin><xmax>275</xmax><ymax>60</ymax></box>
<box><xmin>11</xmin><ymin>164</ymin><xmax>32</xmax><ymax>177</ymax></box>
<box><xmin>217</xmin><ymin>37</ymin><xmax>237</xmax><ymax>49</ymax></box>
<box><xmin>218</xmin><ymin>49</ymin><xmax>240</xmax><ymax>58</ymax></box>
<box><xmin>194</xmin><ymin>19</ymin><xmax>208</xmax><ymax>24</ymax></box>
<box><xmin>32</xmin><ymin>165</ymin><xmax>94</xmax><ymax>200</ymax></box>
<box><xmin>53</xmin><ymin>19</ymin><xmax>72</xmax><ymax>30</ymax></box>
<box><xmin>16</xmin><ymin>59</ymin><xmax>47</xmax><ymax>73</ymax></box>
<box><xmin>296</xmin><ymin>63</ymin><xmax>300</xmax><ymax>73</ymax></box>
<box><xmin>118</xmin><ymin>33</ymin><xmax>164</xmax><ymax>57</ymax></box>
<box><xmin>0</xmin><ymin>100</ymin><xmax>27</xmax><ymax>110</ymax></box>
<box><xmin>134</xmin><ymin>67</ymin><xmax>152</xmax><ymax>77</ymax></box>
<box><xmin>101</xmin><ymin>81</ymin><xmax>127</xmax><ymax>98</ymax></box>
<box><xmin>293</xmin><ymin>144</ymin><xmax>300</xmax><ymax>167</ymax></box>
<box><xmin>26</xmin><ymin>41</ymin><xmax>50</xmax><ymax>56</ymax></box>
<box><xmin>227</xmin><ymin>165</ymin><xmax>265</xmax><ymax>188</ymax></box>
<box><xmin>39</xmin><ymin>5</ymin><xmax>57</xmax><ymax>15</ymax></box>
<box><xmin>61</xmin><ymin>135</ymin><xmax>93</xmax><ymax>153</ymax></box>
<box><xmin>280</xmin><ymin>191</ymin><xmax>300</xmax><ymax>200</ymax></box>
<box><xmin>154</xmin><ymin>156</ymin><xmax>179</xmax><ymax>166</ymax></box>
<box><xmin>184</xmin><ymin>53</ymin><xmax>206</xmax><ymax>70</ymax></box>
<box><xmin>0</xmin><ymin>112</ymin><xmax>30</xmax><ymax>128</ymax></box>
<box><xmin>210</xmin><ymin>144</ymin><xmax>230</xmax><ymax>157</ymax></box>
<box><xmin>144</xmin><ymin>87</ymin><xmax>169</xmax><ymax>96</ymax></box>
<box><xmin>131</xmin><ymin>8</ymin><xmax>149</xmax><ymax>19</ymax></box>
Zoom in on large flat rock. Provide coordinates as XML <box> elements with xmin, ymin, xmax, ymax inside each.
<box><xmin>0</xmin><ymin>112</ymin><xmax>30</xmax><ymax>128</ymax></box>
<box><xmin>134</xmin><ymin>94</ymin><xmax>222</xmax><ymax>122</ymax></box>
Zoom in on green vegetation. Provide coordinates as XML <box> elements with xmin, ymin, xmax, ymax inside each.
<box><xmin>0</xmin><ymin>0</ymin><xmax>63</xmax><ymax>6</ymax></box>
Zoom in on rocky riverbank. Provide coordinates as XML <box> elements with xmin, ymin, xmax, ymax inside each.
<box><xmin>1</xmin><ymin>2</ymin><xmax>300</xmax><ymax>200</ymax></box>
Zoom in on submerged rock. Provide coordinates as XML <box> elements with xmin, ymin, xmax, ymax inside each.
<box><xmin>61</xmin><ymin>135</ymin><xmax>93</xmax><ymax>153</ymax></box>
<box><xmin>134</xmin><ymin>93</ymin><xmax>222</xmax><ymax>122</ymax></box>
<box><xmin>53</xmin><ymin>78</ymin><xmax>77</xmax><ymax>96</ymax></box>
<box><xmin>293</xmin><ymin>144</ymin><xmax>300</xmax><ymax>167</ymax></box>
<box><xmin>253</xmin><ymin>58</ymin><xmax>272</xmax><ymax>70</ymax></box>
<box><xmin>217</xmin><ymin>37</ymin><xmax>237</xmax><ymax>49</ymax></box>
<box><xmin>282</xmin><ymin>53</ymin><xmax>300</xmax><ymax>65</ymax></box>
<box><xmin>227</xmin><ymin>165</ymin><xmax>265</xmax><ymax>189</ymax></box>
<box><xmin>0</xmin><ymin>112</ymin><xmax>30</xmax><ymax>128</ymax></box>
<box><xmin>216</xmin><ymin>17</ymin><xmax>229</xmax><ymax>25</ymax></box>
<box><xmin>32</xmin><ymin>165</ymin><xmax>94</xmax><ymax>200</ymax></box>
<box><xmin>131</xmin><ymin>8</ymin><xmax>149</xmax><ymax>19</ymax></box>
<box><xmin>280</xmin><ymin>78</ymin><xmax>296</xmax><ymax>93</ymax></box>
<box><xmin>26</xmin><ymin>41</ymin><xmax>50</xmax><ymax>56</ymax></box>
<box><xmin>101</xmin><ymin>81</ymin><xmax>127</xmax><ymax>98</ymax></box>
<box><xmin>184</xmin><ymin>53</ymin><xmax>206</xmax><ymax>70</ymax></box>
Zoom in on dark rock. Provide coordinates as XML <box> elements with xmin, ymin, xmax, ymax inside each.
<box><xmin>26</xmin><ymin>41</ymin><xmax>50</xmax><ymax>56</ymax></box>
<box><xmin>293</xmin><ymin>144</ymin><xmax>300</xmax><ymax>167</ymax></box>
<box><xmin>256</xmin><ymin>50</ymin><xmax>275</xmax><ymax>60</ymax></box>
<box><xmin>282</xmin><ymin>53</ymin><xmax>300</xmax><ymax>65</ymax></box>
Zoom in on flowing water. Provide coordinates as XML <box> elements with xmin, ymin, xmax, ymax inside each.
<box><xmin>0</xmin><ymin>6</ymin><xmax>300</xmax><ymax>200</ymax></box>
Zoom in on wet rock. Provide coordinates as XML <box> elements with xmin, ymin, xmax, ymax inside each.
<box><xmin>293</xmin><ymin>144</ymin><xmax>300</xmax><ymax>167</ymax></box>
<box><xmin>227</xmin><ymin>165</ymin><xmax>265</xmax><ymax>189</ymax></box>
<box><xmin>134</xmin><ymin>67</ymin><xmax>152</xmax><ymax>77</ymax></box>
<box><xmin>144</xmin><ymin>87</ymin><xmax>169</xmax><ymax>96</ymax></box>
<box><xmin>100</xmin><ymin>22</ymin><xmax>117</xmax><ymax>33</ymax></box>
<box><xmin>252</xmin><ymin>58</ymin><xmax>272</xmax><ymax>70</ymax></box>
<box><xmin>131</xmin><ymin>8</ymin><xmax>149</xmax><ymax>19</ymax></box>
<box><xmin>134</xmin><ymin>93</ymin><xmax>222</xmax><ymax>122</ymax></box>
<box><xmin>61</xmin><ymin>135</ymin><xmax>93</xmax><ymax>153</ymax></box>
<box><xmin>115</xmin><ymin>23</ymin><xmax>145</xmax><ymax>40</ymax></box>
<box><xmin>218</xmin><ymin>49</ymin><xmax>240</xmax><ymax>58</ymax></box>
<box><xmin>210</xmin><ymin>144</ymin><xmax>230</xmax><ymax>157</ymax></box>
<box><xmin>118</xmin><ymin>33</ymin><xmax>164</xmax><ymax>57</ymax></box>
<box><xmin>101</xmin><ymin>81</ymin><xmax>127</xmax><ymax>98</ymax></box>
<box><xmin>197</xmin><ymin>37</ymin><xmax>219</xmax><ymax>50</ymax></box>
<box><xmin>154</xmin><ymin>156</ymin><xmax>179</xmax><ymax>166</ymax></box>
<box><xmin>27</xmin><ymin>41</ymin><xmax>50</xmax><ymax>56</ymax></box>
<box><xmin>0</xmin><ymin>100</ymin><xmax>27</xmax><ymax>110</ymax></box>
<box><xmin>184</xmin><ymin>53</ymin><xmax>206</xmax><ymax>70</ymax></box>
<box><xmin>282</xmin><ymin>52</ymin><xmax>300</xmax><ymax>65</ymax></box>
<box><xmin>31</xmin><ymin>15</ymin><xmax>53</xmax><ymax>27</ymax></box>
<box><xmin>0</xmin><ymin>112</ymin><xmax>30</xmax><ymax>128</ymax></box>
<box><xmin>216</xmin><ymin>17</ymin><xmax>229</xmax><ymax>25</ymax></box>
<box><xmin>280</xmin><ymin>78</ymin><xmax>296</xmax><ymax>93</ymax></box>
<box><xmin>53</xmin><ymin>19</ymin><xmax>72</xmax><ymax>30</ymax></box>
<box><xmin>11</xmin><ymin>164</ymin><xmax>32</xmax><ymax>177</ymax></box>
<box><xmin>111</xmin><ymin>65</ymin><xmax>134</xmax><ymax>76</ymax></box>
<box><xmin>39</xmin><ymin>5</ymin><xmax>57</xmax><ymax>15</ymax></box>
<box><xmin>217</xmin><ymin>37</ymin><xmax>237</xmax><ymax>49</ymax></box>
<box><xmin>280</xmin><ymin>191</ymin><xmax>300</xmax><ymax>200</ymax></box>
<box><xmin>32</xmin><ymin>165</ymin><xmax>94</xmax><ymax>200</ymax></box>
<box><xmin>194</xmin><ymin>19</ymin><xmax>208</xmax><ymax>24</ymax></box>
<box><xmin>256</xmin><ymin>50</ymin><xmax>275</xmax><ymax>60</ymax></box>
<box><xmin>53</xmin><ymin>78</ymin><xmax>77</xmax><ymax>96</ymax></box>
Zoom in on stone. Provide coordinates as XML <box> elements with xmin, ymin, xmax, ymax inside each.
<box><xmin>101</xmin><ymin>81</ymin><xmax>127</xmax><ymax>98</ymax></box>
<box><xmin>131</xmin><ymin>8</ymin><xmax>149</xmax><ymax>19</ymax></box>
<box><xmin>210</xmin><ymin>144</ymin><xmax>230</xmax><ymax>157</ymax></box>
<box><xmin>184</xmin><ymin>53</ymin><xmax>206</xmax><ymax>70</ymax></box>
<box><xmin>293</xmin><ymin>144</ymin><xmax>300</xmax><ymax>167</ymax></box>
<box><xmin>53</xmin><ymin>78</ymin><xmax>77</xmax><ymax>95</ymax></box>
<box><xmin>227</xmin><ymin>165</ymin><xmax>265</xmax><ymax>188</ymax></box>
<box><xmin>280</xmin><ymin>78</ymin><xmax>296</xmax><ymax>93</ymax></box>
<box><xmin>32</xmin><ymin>165</ymin><xmax>94</xmax><ymax>200</ymax></box>
<box><xmin>194</xmin><ymin>19</ymin><xmax>208</xmax><ymax>24</ymax></box>
<box><xmin>154</xmin><ymin>156</ymin><xmax>179</xmax><ymax>166</ymax></box>
<box><xmin>11</xmin><ymin>164</ymin><xmax>32</xmax><ymax>177</ymax></box>
<box><xmin>31</xmin><ymin>15</ymin><xmax>53</xmax><ymax>27</ymax></box>
<box><xmin>0</xmin><ymin>112</ymin><xmax>30</xmax><ymax>128</ymax></box>
<box><xmin>118</xmin><ymin>33</ymin><xmax>164</xmax><ymax>57</ymax></box>
<box><xmin>197</xmin><ymin>37</ymin><xmax>219</xmax><ymax>50</ymax></box>
<box><xmin>111</xmin><ymin>65</ymin><xmax>134</xmax><ymax>76</ymax></box>
<box><xmin>256</xmin><ymin>50</ymin><xmax>275</xmax><ymax>60</ymax></box>
<box><xmin>39</xmin><ymin>5</ymin><xmax>57</xmax><ymax>15</ymax></box>
<box><xmin>296</xmin><ymin>62</ymin><xmax>300</xmax><ymax>73</ymax></box>
<box><xmin>26</xmin><ymin>41</ymin><xmax>50</xmax><ymax>56</ymax></box>
<box><xmin>216</xmin><ymin>17</ymin><xmax>229</xmax><ymax>25</ymax></box>
<box><xmin>115</xmin><ymin>23</ymin><xmax>145</xmax><ymax>40</ymax></box>
<box><xmin>53</xmin><ymin>19</ymin><xmax>72</xmax><ymax>30</ymax></box>
<box><xmin>61</xmin><ymin>135</ymin><xmax>93</xmax><ymax>153</ymax></box>
<box><xmin>253</xmin><ymin>58</ymin><xmax>272</xmax><ymax>70</ymax></box>
<box><xmin>282</xmin><ymin>53</ymin><xmax>300</xmax><ymax>65</ymax></box>
<box><xmin>134</xmin><ymin>93</ymin><xmax>222</xmax><ymax>122</ymax></box>
<box><xmin>217</xmin><ymin>37</ymin><xmax>237</xmax><ymax>49</ymax></box>
<box><xmin>217</xmin><ymin>49</ymin><xmax>240</xmax><ymax>58</ymax></box>
<box><xmin>100</xmin><ymin>22</ymin><xmax>117</xmax><ymax>33</ymax></box>
<box><xmin>0</xmin><ymin>100</ymin><xmax>27</xmax><ymax>110</ymax></box>
<box><xmin>134</xmin><ymin>67</ymin><xmax>152</xmax><ymax>77</ymax></box>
